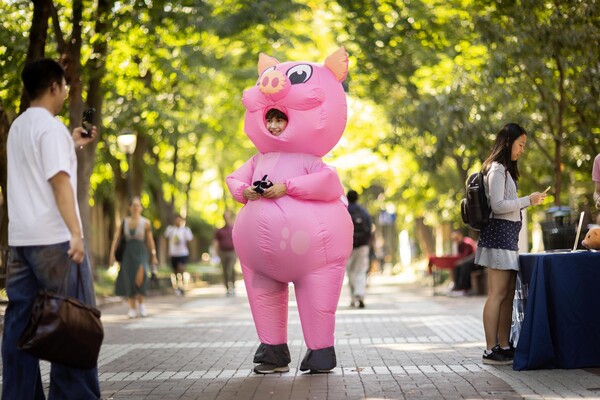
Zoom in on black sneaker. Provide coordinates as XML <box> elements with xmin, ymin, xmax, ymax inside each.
<box><xmin>253</xmin><ymin>363</ymin><xmax>290</xmax><ymax>374</ymax></box>
<box><xmin>482</xmin><ymin>345</ymin><xmax>513</xmax><ymax>365</ymax></box>
<box><xmin>499</xmin><ymin>345</ymin><xmax>515</xmax><ymax>359</ymax></box>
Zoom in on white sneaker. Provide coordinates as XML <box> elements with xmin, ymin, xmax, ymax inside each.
<box><xmin>127</xmin><ymin>308</ymin><xmax>137</xmax><ymax>319</ymax></box>
<box><xmin>138</xmin><ymin>304</ymin><xmax>148</xmax><ymax>317</ymax></box>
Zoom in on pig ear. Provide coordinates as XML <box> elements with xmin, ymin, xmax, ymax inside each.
<box><xmin>258</xmin><ymin>53</ymin><xmax>279</xmax><ymax>76</ymax></box>
<box><xmin>324</xmin><ymin>47</ymin><xmax>349</xmax><ymax>82</ymax></box>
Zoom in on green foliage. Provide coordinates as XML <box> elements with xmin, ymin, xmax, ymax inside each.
<box><xmin>472</xmin><ymin>0</ymin><xmax>600</xmax><ymax>207</ymax></box>
<box><xmin>2</xmin><ymin>0</ymin><xmax>599</xmax><ymax>262</ymax></box>
<box><xmin>331</xmin><ymin>0</ymin><xmax>600</xmax><ymax>225</ymax></box>
<box><xmin>0</xmin><ymin>0</ymin><xmax>32</xmax><ymax>117</ymax></box>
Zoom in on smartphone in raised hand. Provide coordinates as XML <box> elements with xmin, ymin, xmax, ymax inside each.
<box><xmin>544</xmin><ymin>186</ymin><xmax>551</xmax><ymax>194</ymax></box>
<box><xmin>82</xmin><ymin>108</ymin><xmax>95</xmax><ymax>138</ymax></box>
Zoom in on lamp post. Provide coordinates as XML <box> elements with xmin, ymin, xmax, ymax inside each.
<box><xmin>117</xmin><ymin>131</ymin><xmax>137</xmax><ymax>198</ymax></box>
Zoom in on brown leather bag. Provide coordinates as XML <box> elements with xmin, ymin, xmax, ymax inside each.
<box><xmin>18</xmin><ymin>263</ymin><xmax>104</xmax><ymax>369</ymax></box>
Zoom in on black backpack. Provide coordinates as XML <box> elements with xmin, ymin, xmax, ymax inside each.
<box><xmin>461</xmin><ymin>172</ymin><xmax>490</xmax><ymax>231</ymax></box>
<box><xmin>349</xmin><ymin>205</ymin><xmax>371</xmax><ymax>247</ymax></box>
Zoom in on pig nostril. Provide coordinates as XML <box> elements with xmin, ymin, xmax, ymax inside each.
<box><xmin>262</xmin><ymin>77</ymin><xmax>269</xmax><ymax>87</ymax></box>
<box><xmin>271</xmin><ymin>78</ymin><xmax>279</xmax><ymax>88</ymax></box>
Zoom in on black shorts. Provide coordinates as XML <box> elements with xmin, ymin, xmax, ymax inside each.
<box><xmin>170</xmin><ymin>256</ymin><xmax>188</xmax><ymax>272</ymax></box>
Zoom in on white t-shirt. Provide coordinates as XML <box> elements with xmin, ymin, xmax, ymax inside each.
<box><xmin>164</xmin><ymin>225</ymin><xmax>193</xmax><ymax>257</ymax></box>
<box><xmin>7</xmin><ymin>107</ymin><xmax>81</xmax><ymax>246</ymax></box>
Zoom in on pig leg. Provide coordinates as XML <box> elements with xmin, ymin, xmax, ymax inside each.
<box><xmin>242</xmin><ymin>263</ymin><xmax>291</xmax><ymax>368</ymax></box>
<box><xmin>294</xmin><ymin>262</ymin><xmax>346</xmax><ymax>372</ymax></box>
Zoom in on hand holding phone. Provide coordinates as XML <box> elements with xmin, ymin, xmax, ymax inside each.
<box><xmin>81</xmin><ymin>108</ymin><xmax>95</xmax><ymax>138</ymax></box>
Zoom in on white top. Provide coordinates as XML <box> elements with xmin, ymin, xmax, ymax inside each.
<box><xmin>484</xmin><ymin>162</ymin><xmax>531</xmax><ymax>222</ymax></box>
<box><xmin>164</xmin><ymin>225</ymin><xmax>193</xmax><ymax>257</ymax></box>
<box><xmin>7</xmin><ymin>107</ymin><xmax>80</xmax><ymax>246</ymax></box>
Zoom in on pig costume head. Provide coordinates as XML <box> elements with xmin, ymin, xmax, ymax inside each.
<box><xmin>242</xmin><ymin>47</ymin><xmax>349</xmax><ymax>157</ymax></box>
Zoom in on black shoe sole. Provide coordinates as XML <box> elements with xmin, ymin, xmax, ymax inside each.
<box><xmin>482</xmin><ymin>358</ymin><xmax>513</xmax><ymax>365</ymax></box>
<box><xmin>253</xmin><ymin>365</ymin><xmax>290</xmax><ymax>374</ymax></box>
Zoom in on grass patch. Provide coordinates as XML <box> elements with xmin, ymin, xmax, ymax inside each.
<box><xmin>94</xmin><ymin>265</ymin><xmax>118</xmax><ymax>298</ymax></box>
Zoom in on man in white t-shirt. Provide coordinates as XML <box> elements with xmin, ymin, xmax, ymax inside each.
<box><xmin>164</xmin><ymin>213</ymin><xmax>193</xmax><ymax>295</ymax></box>
<box><xmin>2</xmin><ymin>58</ymin><xmax>100</xmax><ymax>399</ymax></box>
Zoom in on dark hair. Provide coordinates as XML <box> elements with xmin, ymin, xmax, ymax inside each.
<box><xmin>265</xmin><ymin>108</ymin><xmax>288</xmax><ymax>121</ymax></box>
<box><xmin>21</xmin><ymin>58</ymin><xmax>66</xmax><ymax>101</ymax></box>
<box><xmin>482</xmin><ymin>123</ymin><xmax>526</xmax><ymax>181</ymax></box>
<box><xmin>129</xmin><ymin>196</ymin><xmax>141</xmax><ymax>206</ymax></box>
<box><xmin>347</xmin><ymin>189</ymin><xmax>358</xmax><ymax>203</ymax></box>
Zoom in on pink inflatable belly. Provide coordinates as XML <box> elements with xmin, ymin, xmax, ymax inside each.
<box><xmin>233</xmin><ymin>198</ymin><xmax>351</xmax><ymax>282</ymax></box>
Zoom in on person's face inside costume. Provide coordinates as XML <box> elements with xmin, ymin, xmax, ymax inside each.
<box><xmin>266</xmin><ymin>114</ymin><xmax>288</xmax><ymax>136</ymax></box>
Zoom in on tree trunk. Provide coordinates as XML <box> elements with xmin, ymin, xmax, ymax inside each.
<box><xmin>184</xmin><ymin>155</ymin><xmax>197</xmax><ymax>217</ymax></box>
<box><xmin>414</xmin><ymin>217</ymin><xmax>435</xmax><ymax>256</ymax></box>
<box><xmin>553</xmin><ymin>53</ymin><xmax>566</xmax><ymax>206</ymax></box>
<box><xmin>0</xmin><ymin>103</ymin><xmax>11</xmax><ymax>263</ymax></box>
<box><xmin>171</xmin><ymin>145</ymin><xmax>178</xmax><ymax>210</ymax></box>
<box><xmin>18</xmin><ymin>0</ymin><xmax>52</xmax><ymax>114</ymax></box>
<box><xmin>57</xmin><ymin>0</ymin><xmax>90</xmax><ymax>260</ymax></box>
<box><xmin>81</xmin><ymin>0</ymin><xmax>111</xmax><ymax>266</ymax></box>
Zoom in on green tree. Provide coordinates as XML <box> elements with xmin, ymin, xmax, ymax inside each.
<box><xmin>474</xmin><ymin>0</ymin><xmax>600</xmax><ymax>207</ymax></box>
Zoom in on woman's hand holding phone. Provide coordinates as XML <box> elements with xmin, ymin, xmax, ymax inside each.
<box><xmin>530</xmin><ymin>187</ymin><xmax>549</xmax><ymax>206</ymax></box>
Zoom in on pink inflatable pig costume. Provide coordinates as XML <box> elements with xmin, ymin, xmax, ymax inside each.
<box><xmin>226</xmin><ymin>48</ymin><xmax>353</xmax><ymax>373</ymax></box>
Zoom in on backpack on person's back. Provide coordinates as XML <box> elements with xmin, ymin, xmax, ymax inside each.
<box><xmin>461</xmin><ymin>172</ymin><xmax>490</xmax><ymax>231</ymax></box>
<box><xmin>349</xmin><ymin>205</ymin><xmax>371</xmax><ymax>248</ymax></box>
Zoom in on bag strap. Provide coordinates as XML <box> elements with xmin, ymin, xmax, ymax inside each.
<box><xmin>75</xmin><ymin>263</ymin><xmax>84</xmax><ymax>301</ymax></box>
<box><xmin>56</xmin><ymin>262</ymin><xmax>88</xmax><ymax>303</ymax></box>
<box><xmin>119</xmin><ymin>218</ymin><xmax>126</xmax><ymax>240</ymax></box>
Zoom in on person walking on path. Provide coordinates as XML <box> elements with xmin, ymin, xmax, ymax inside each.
<box><xmin>213</xmin><ymin>210</ymin><xmax>237</xmax><ymax>296</ymax></box>
<box><xmin>164</xmin><ymin>213</ymin><xmax>193</xmax><ymax>296</ymax></box>
<box><xmin>346</xmin><ymin>189</ymin><xmax>372</xmax><ymax>308</ymax></box>
<box><xmin>3</xmin><ymin>58</ymin><xmax>101</xmax><ymax>399</ymax></box>
<box><xmin>475</xmin><ymin>123</ymin><xmax>546</xmax><ymax>365</ymax></box>
<box><xmin>110</xmin><ymin>196</ymin><xmax>158</xmax><ymax>318</ymax></box>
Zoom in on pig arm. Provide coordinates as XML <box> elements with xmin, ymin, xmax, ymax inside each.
<box><xmin>284</xmin><ymin>161</ymin><xmax>344</xmax><ymax>201</ymax></box>
<box><xmin>226</xmin><ymin>156</ymin><xmax>257</xmax><ymax>204</ymax></box>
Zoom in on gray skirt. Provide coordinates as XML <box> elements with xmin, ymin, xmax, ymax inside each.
<box><xmin>475</xmin><ymin>246</ymin><xmax>519</xmax><ymax>271</ymax></box>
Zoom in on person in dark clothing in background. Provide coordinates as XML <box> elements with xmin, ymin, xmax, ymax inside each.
<box><xmin>213</xmin><ymin>210</ymin><xmax>238</xmax><ymax>296</ymax></box>
<box><xmin>449</xmin><ymin>230</ymin><xmax>479</xmax><ymax>296</ymax></box>
<box><xmin>345</xmin><ymin>189</ymin><xmax>372</xmax><ymax>308</ymax></box>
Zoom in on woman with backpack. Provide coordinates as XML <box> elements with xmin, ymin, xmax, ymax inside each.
<box><xmin>476</xmin><ymin>123</ymin><xmax>546</xmax><ymax>365</ymax></box>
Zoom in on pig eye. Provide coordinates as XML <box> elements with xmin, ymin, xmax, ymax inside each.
<box><xmin>286</xmin><ymin>64</ymin><xmax>312</xmax><ymax>84</ymax></box>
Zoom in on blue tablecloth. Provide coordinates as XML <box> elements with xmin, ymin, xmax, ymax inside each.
<box><xmin>514</xmin><ymin>251</ymin><xmax>600</xmax><ymax>370</ymax></box>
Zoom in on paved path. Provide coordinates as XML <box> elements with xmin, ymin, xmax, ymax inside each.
<box><xmin>2</xmin><ymin>274</ymin><xmax>600</xmax><ymax>399</ymax></box>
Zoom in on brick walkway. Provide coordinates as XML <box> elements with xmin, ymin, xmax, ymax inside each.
<box><xmin>2</xmin><ymin>274</ymin><xmax>600</xmax><ymax>399</ymax></box>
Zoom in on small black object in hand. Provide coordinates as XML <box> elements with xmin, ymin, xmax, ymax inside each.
<box><xmin>253</xmin><ymin>175</ymin><xmax>274</xmax><ymax>194</ymax></box>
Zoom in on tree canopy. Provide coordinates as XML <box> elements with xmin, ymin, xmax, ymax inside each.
<box><xmin>1</xmin><ymin>0</ymin><xmax>599</xmax><ymax>265</ymax></box>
